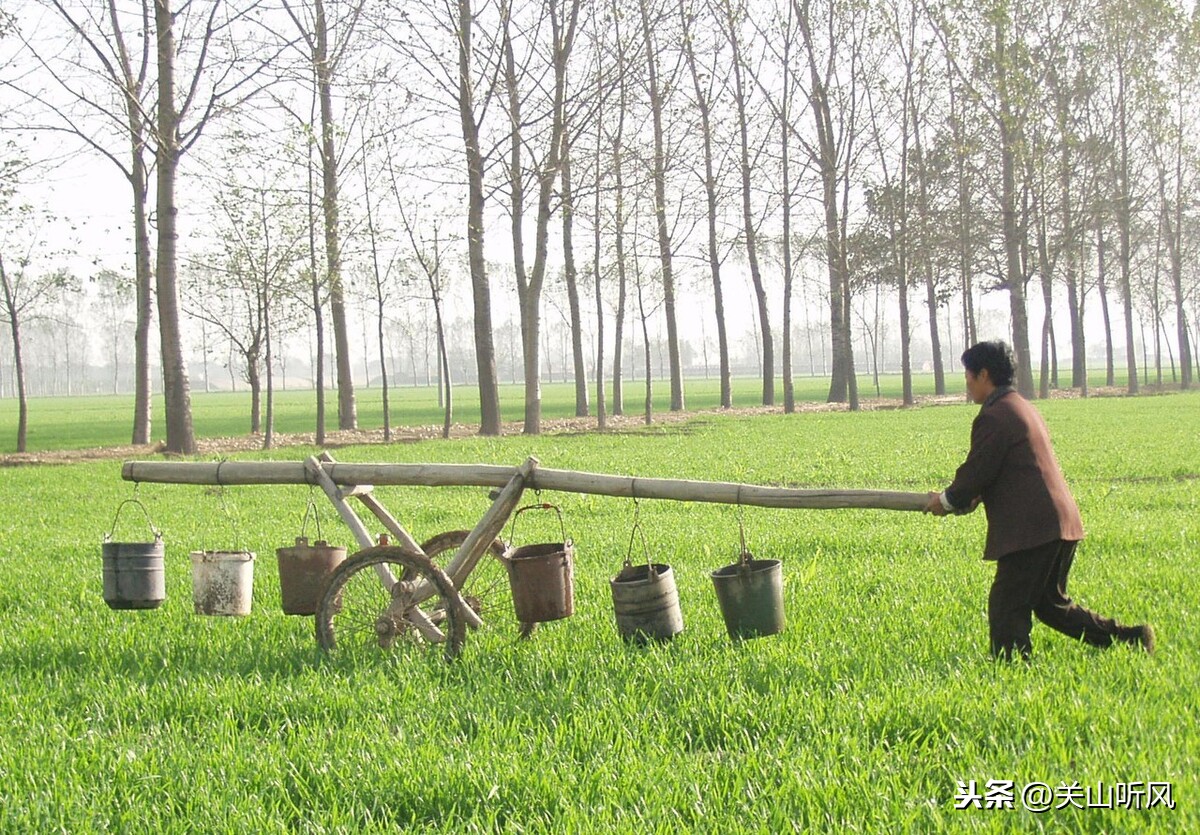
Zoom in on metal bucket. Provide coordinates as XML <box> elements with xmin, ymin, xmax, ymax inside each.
<box><xmin>505</xmin><ymin>542</ymin><xmax>574</xmax><ymax>623</ymax></box>
<box><xmin>711</xmin><ymin>554</ymin><xmax>785</xmax><ymax>640</ymax></box>
<box><xmin>101</xmin><ymin>498</ymin><xmax>165</xmax><ymax>610</ymax></box>
<box><xmin>276</xmin><ymin>537</ymin><xmax>346</xmax><ymax>616</ymax></box>
<box><xmin>504</xmin><ymin>503</ymin><xmax>575</xmax><ymax>624</ymax></box>
<box><xmin>610</xmin><ymin>562</ymin><xmax>683</xmax><ymax>643</ymax></box>
<box><xmin>190</xmin><ymin>550</ymin><xmax>255</xmax><ymax>616</ymax></box>
<box><xmin>102</xmin><ymin>539</ymin><xmax>166</xmax><ymax>610</ymax></box>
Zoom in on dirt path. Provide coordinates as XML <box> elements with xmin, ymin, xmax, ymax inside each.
<box><xmin>11</xmin><ymin>390</ymin><xmax>1140</xmax><ymax>467</ymax></box>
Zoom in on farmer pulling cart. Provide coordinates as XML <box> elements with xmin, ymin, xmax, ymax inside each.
<box><xmin>120</xmin><ymin>454</ymin><xmax>928</xmax><ymax>658</ymax></box>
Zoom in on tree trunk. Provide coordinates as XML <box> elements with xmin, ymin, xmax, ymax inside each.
<box><xmin>781</xmin><ymin>30</ymin><xmax>795</xmax><ymax>414</ymax></box>
<box><xmin>949</xmin><ymin>73</ymin><xmax>977</xmax><ymax>351</ymax></box>
<box><xmin>561</xmin><ymin>131</ymin><xmax>588</xmax><ymax>416</ymax></box>
<box><xmin>638</xmin><ymin>0</ymin><xmax>683</xmax><ymax>412</ymax></box>
<box><xmin>1169</xmin><ymin>224</ymin><xmax>1192</xmax><ymax>392</ymax></box>
<box><xmin>458</xmin><ymin>0</ymin><xmax>501</xmax><ymax>435</ymax></box>
<box><xmin>10</xmin><ymin>318</ymin><xmax>27</xmax><ymax>454</ymax></box>
<box><xmin>310</xmin><ymin>0</ymin><xmax>357</xmax><ymax>430</ymax></box>
<box><xmin>611</xmin><ymin>138</ymin><xmax>628</xmax><ymax>418</ymax></box>
<box><xmin>1055</xmin><ymin>85</ymin><xmax>1086</xmax><ymax>390</ymax></box>
<box><xmin>681</xmin><ymin>8</ymin><xmax>731</xmax><ymax>409</ymax></box>
<box><xmin>1033</xmin><ymin>164</ymin><xmax>1054</xmax><ymax>400</ymax></box>
<box><xmin>994</xmin><ymin>22</ymin><xmax>1035</xmax><ymax>398</ymax></box>
<box><xmin>797</xmin><ymin>6</ymin><xmax>854</xmax><ymax>405</ymax></box>
<box><xmin>637</xmin><ymin>267</ymin><xmax>653</xmax><ymax>426</ymax></box>
<box><xmin>1115</xmin><ymin>60</ymin><xmax>1138</xmax><ymax>394</ymax></box>
<box><xmin>1</xmin><ymin>258</ymin><xmax>29</xmax><ymax>453</ymax></box>
<box><xmin>263</xmin><ymin>288</ymin><xmax>274</xmax><ymax>450</ymax></box>
<box><xmin>247</xmin><ymin>350</ymin><xmax>262</xmax><ymax>435</ymax></box>
<box><xmin>897</xmin><ymin>72</ymin><xmax>913</xmax><ymax>407</ymax></box>
<box><xmin>308</xmin><ymin>135</ymin><xmax>326</xmax><ymax>445</ymax></box>
<box><xmin>362</xmin><ymin>138</ymin><xmax>390</xmax><ymax>441</ymax></box>
<box><xmin>129</xmin><ymin>118</ymin><xmax>153</xmax><ymax>445</ymax></box>
<box><xmin>505</xmin><ymin>0</ymin><xmax>579</xmax><ymax>435</ymax></box>
<box><xmin>153</xmin><ymin>0</ymin><xmax>196</xmax><ymax>455</ymax></box>
<box><xmin>1160</xmin><ymin>134</ymin><xmax>1192</xmax><ymax>390</ymax></box>
<box><xmin>593</xmin><ymin>75</ymin><xmax>607</xmax><ymax>430</ymax></box>
<box><xmin>724</xmin><ymin>0</ymin><xmax>772</xmax><ymax>406</ymax></box>
<box><xmin>432</xmin><ymin>282</ymin><xmax>453</xmax><ymax>439</ymax></box>
<box><xmin>912</xmin><ymin>109</ymin><xmax>945</xmax><ymax>395</ymax></box>
<box><xmin>1097</xmin><ymin>222</ymin><xmax>1115</xmax><ymax>387</ymax></box>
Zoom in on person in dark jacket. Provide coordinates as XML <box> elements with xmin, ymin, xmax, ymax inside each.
<box><xmin>925</xmin><ymin>340</ymin><xmax>1154</xmax><ymax>659</ymax></box>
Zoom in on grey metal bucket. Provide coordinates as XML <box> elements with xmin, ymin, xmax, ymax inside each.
<box><xmin>710</xmin><ymin>554</ymin><xmax>785</xmax><ymax>639</ymax></box>
<box><xmin>102</xmin><ymin>498</ymin><xmax>166</xmax><ymax>610</ymax></box>
<box><xmin>610</xmin><ymin>562</ymin><xmax>683</xmax><ymax>643</ymax></box>
<box><xmin>102</xmin><ymin>539</ymin><xmax>166</xmax><ymax>610</ymax></box>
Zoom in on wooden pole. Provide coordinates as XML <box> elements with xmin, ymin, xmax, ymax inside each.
<box><xmin>122</xmin><ymin>459</ymin><xmax>928</xmax><ymax>512</ymax></box>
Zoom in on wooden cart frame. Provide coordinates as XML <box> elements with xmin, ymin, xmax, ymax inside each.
<box><xmin>122</xmin><ymin>454</ymin><xmax>927</xmax><ymax>658</ymax></box>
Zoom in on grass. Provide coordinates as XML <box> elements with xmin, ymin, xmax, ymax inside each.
<box><xmin>0</xmin><ymin>391</ymin><xmax>1196</xmax><ymax>831</ymax></box>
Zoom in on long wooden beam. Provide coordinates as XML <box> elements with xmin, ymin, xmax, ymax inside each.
<box><xmin>122</xmin><ymin>459</ymin><xmax>928</xmax><ymax>512</ymax></box>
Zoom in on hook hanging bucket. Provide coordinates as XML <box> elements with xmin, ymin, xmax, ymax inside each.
<box><xmin>710</xmin><ymin>552</ymin><xmax>785</xmax><ymax>640</ymax></box>
<box><xmin>609</xmin><ymin>517</ymin><xmax>683</xmax><ymax>643</ymax></box>
<box><xmin>101</xmin><ymin>498</ymin><xmax>166</xmax><ymax>611</ymax></box>
<box><xmin>504</xmin><ymin>503</ymin><xmax>575</xmax><ymax>623</ymax></box>
<box><xmin>276</xmin><ymin>537</ymin><xmax>346</xmax><ymax>616</ymax></box>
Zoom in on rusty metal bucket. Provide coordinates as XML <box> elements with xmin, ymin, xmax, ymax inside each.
<box><xmin>503</xmin><ymin>504</ymin><xmax>575</xmax><ymax>623</ymax></box>
<box><xmin>101</xmin><ymin>498</ymin><xmax>166</xmax><ymax>611</ymax></box>
<box><xmin>276</xmin><ymin>536</ymin><xmax>346</xmax><ymax>616</ymax></box>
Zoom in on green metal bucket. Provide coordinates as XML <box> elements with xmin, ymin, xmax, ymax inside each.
<box><xmin>710</xmin><ymin>555</ymin><xmax>785</xmax><ymax>640</ymax></box>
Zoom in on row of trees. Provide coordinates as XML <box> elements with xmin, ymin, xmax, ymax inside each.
<box><xmin>2</xmin><ymin>0</ymin><xmax>1197</xmax><ymax>453</ymax></box>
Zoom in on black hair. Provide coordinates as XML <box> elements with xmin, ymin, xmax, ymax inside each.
<box><xmin>960</xmin><ymin>341</ymin><xmax>1015</xmax><ymax>387</ymax></box>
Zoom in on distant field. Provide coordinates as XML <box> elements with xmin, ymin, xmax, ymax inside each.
<box><xmin>0</xmin><ymin>368</ymin><xmax>1160</xmax><ymax>453</ymax></box>
<box><xmin>0</xmin><ymin>391</ymin><xmax>1195</xmax><ymax>830</ymax></box>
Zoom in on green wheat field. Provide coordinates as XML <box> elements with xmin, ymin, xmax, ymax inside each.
<box><xmin>0</xmin><ymin>380</ymin><xmax>1195</xmax><ymax>832</ymax></box>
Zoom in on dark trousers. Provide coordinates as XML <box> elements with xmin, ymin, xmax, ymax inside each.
<box><xmin>988</xmin><ymin>539</ymin><xmax>1125</xmax><ymax>659</ymax></box>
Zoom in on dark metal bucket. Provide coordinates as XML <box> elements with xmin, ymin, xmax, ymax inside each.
<box><xmin>710</xmin><ymin>554</ymin><xmax>785</xmax><ymax>640</ymax></box>
<box><xmin>102</xmin><ymin>498</ymin><xmax>166</xmax><ymax>610</ymax></box>
<box><xmin>505</xmin><ymin>542</ymin><xmax>575</xmax><ymax>623</ymax></box>
<box><xmin>276</xmin><ymin>537</ymin><xmax>346</xmax><ymax>616</ymax></box>
<box><xmin>610</xmin><ymin>562</ymin><xmax>683</xmax><ymax>643</ymax></box>
<box><xmin>102</xmin><ymin>539</ymin><xmax>166</xmax><ymax>610</ymax></box>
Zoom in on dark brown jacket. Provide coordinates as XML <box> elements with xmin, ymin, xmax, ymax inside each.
<box><xmin>945</xmin><ymin>388</ymin><xmax>1084</xmax><ymax>560</ymax></box>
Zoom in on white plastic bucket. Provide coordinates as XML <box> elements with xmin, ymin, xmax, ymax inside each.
<box><xmin>190</xmin><ymin>550</ymin><xmax>255</xmax><ymax>616</ymax></box>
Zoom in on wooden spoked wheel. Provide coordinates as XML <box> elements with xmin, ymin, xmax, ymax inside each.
<box><xmin>315</xmin><ymin>544</ymin><xmax>467</xmax><ymax>661</ymax></box>
<box><xmin>415</xmin><ymin>530</ymin><xmax>537</xmax><ymax>639</ymax></box>
<box><xmin>412</xmin><ymin>530</ymin><xmax>507</xmax><ymax>622</ymax></box>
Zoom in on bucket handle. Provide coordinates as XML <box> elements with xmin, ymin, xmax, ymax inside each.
<box><xmin>106</xmin><ymin>498</ymin><xmax>162</xmax><ymax>543</ymax></box>
<box><xmin>300</xmin><ymin>491</ymin><xmax>324</xmax><ymax>543</ymax></box>
<box><xmin>622</xmin><ymin>509</ymin><xmax>656</xmax><ymax>577</ymax></box>
<box><xmin>736</xmin><ymin>502</ymin><xmax>754</xmax><ymax>568</ymax></box>
<box><xmin>507</xmin><ymin>502</ymin><xmax>569</xmax><ymax>548</ymax></box>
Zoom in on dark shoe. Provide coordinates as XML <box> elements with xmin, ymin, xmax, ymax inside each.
<box><xmin>1118</xmin><ymin>624</ymin><xmax>1155</xmax><ymax>654</ymax></box>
